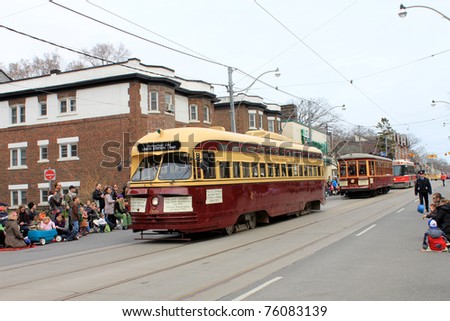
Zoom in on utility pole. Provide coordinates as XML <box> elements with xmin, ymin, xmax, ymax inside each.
<box><xmin>227</xmin><ymin>67</ymin><xmax>236</xmax><ymax>133</ymax></box>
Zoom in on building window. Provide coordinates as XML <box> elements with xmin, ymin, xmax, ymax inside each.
<box><xmin>190</xmin><ymin>104</ymin><xmax>198</xmax><ymax>121</ymax></box>
<box><xmin>268</xmin><ymin>118</ymin><xmax>275</xmax><ymax>132</ymax></box>
<box><xmin>203</xmin><ymin>106</ymin><xmax>210</xmax><ymax>123</ymax></box>
<box><xmin>9</xmin><ymin>142</ymin><xmax>27</xmax><ymax>169</ymax></box>
<box><xmin>60</xmin><ymin>97</ymin><xmax>76</xmax><ymax>114</ymax></box>
<box><xmin>57</xmin><ymin>137</ymin><xmax>79</xmax><ymax>161</ymax></box>
<box><xmin>11</xmin><ymin>104</ymin><xmax>25</xmax><ymax>124</ymax></box>
<box><xmin>258</xmin><ymin>111</ymin><xmax>263</xmax><ymax>130</ymax></box>
<box><xmin>149</xmin><ymin>91</ymin><xmax>158</xmax><ymax>112</ymax></box>
<box><xmin>164</xmin><ymin>93</ymin><xmax>174</xmax><ymax>113</ymax></box>
<box><xmin>249</xmin><ymin>111</ymin><xmax>256</xmax><ymax>129</ymax></box>
<box><xmin>39</xmin><ymin>101</ymin><xmax>47</xmax><ymax>117</ymax></box>
<box><xmin>38</xmin><ymin>140</ymin><xmax>49</xmax><ymax>163</ymax></box>
<box><xmin>9</xmin><ymin>184</ymin><xmax>28</xmax><ymax>207</ymax></box>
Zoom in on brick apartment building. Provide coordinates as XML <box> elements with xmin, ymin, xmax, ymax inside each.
<box><xmin>0</xmin><ymin>58</ymin><xmax>217</xmax><ymax>208</ymax></box>
<box><xmin>214</xmin><ymin>93</ymin><xmax>282</xmax><ymax>134</ymax></box>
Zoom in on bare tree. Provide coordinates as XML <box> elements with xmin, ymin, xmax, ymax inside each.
<box><xmin>6</xmin><ymin>51</ymin><xmax>63</xmax><ymax>79</ymax></box>
<box><xmin>289</xmin><ymin>98</ymin><xmax>344</xmax><ymax>131</ymax></box>
<box><xmin>80</xmin><ymin>43</ymin><xmax>131</xmax><ymax>67</ymax></box>
<box><xmin>1</xmin><ymin>43</ymin><xmax>131</xmax><ymax>80</ymax></box>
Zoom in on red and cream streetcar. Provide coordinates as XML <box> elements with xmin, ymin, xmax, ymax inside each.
<box><xmin>392</xmin><ymin>159</ymin><xmax>416</xmax><ymax>188</ymax></box>
<box><xmin>338</xmin><ymin>153</ymin><xmax>393</xmax><ymax>197</ymax></box>
<box><xmin>128</xmin><ymin>127</ymin><xmax>325</xmax><ymax>236</ymax></box>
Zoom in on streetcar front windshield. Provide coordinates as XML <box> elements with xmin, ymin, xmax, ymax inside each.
<box><xmin>393</xmin><ymin>165</ymin><xmax>405</xmax><ymax>176</ymax></box>
<box><xmin>131</xmin><ymin>153</ymin><xmax>192</xmax><ymax>182</ymax></box>
<box><xmin>158</xmin><ymin>153</ymin><xmax>192</xmax><ymax>180</ymax></box>
<box><xmin>131</xmin><ymin>155</ymin><xmax>162</xmax><ymax>181</ymax></box>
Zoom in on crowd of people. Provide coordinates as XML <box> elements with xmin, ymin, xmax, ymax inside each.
<box><xmin>0</xmin><ymin>182</ymin><xmax>131</xmax><ymax>248</ymax></box>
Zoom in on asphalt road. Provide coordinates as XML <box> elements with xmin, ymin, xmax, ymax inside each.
<box><xmin>1</xmin><ymin>180</ymin><xmax>448</xmax><ymax>302</ymax></box>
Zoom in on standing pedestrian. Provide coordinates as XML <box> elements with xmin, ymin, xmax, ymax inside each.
<box><xmin>441</xmin><ymin>173</ymin><xmax>446</xmax><ymax>187</ymax></box>
<box><xmin>415</xmin><ymin>170</ymin><xmax>432</xmax><ymax>213</ymax></box>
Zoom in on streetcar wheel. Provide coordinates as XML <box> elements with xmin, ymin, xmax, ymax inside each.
<box><xmin>302</xmin><ymin>203</ymin><xmax>312</xmax><ymax>215</ymax></box>
<box><xmin>39</xmin><ymin>238</ymin><xmax>46</xmax><ymax>245</ymax></box>
<box><xmin>223</xmin><ymin>225</ymin><xmax>235</xmax><ymax>235</ymax></box>
<box><xmin>247</xmin><ymin>213</ymin><xmax>257</xmax><ymax>229</ymax></box>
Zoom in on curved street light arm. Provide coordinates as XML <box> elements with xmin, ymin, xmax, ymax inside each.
<box><xmin>431</xmin><ymin>100</ymin><xmax>450</xmax><ymax>106</ymax></box>
<box><xmin>399</xmin><ymin>4</ymin><xmax>450</xmax><ymax>21</ymax></box>
<box><xmin>235</xmin><ymin>68</ymin><xmax>280</xmax><ymax>93</ymax></box>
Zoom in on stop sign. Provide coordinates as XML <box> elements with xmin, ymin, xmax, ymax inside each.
<box><xmin>44</xmin><ymin>169</ymin><xmax>56</xmax><ymax>181</ymax></box>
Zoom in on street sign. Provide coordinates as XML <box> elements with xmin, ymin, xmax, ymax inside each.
<box><xmin>44</xmin><ymin>169</ymin><xmax>56</xmax><ymax>181</ymax></box>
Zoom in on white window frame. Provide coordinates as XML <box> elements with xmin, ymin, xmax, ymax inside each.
<box><xmin>249</xmin><ymin>110</ymin><xmax>257</xmax><ymax>129</ymax></box>
<box><xmin>57</xmin><ymin>137</ymin><xmax>79</xmax><ymax>161</ymax></box>
<box><xmin>164</xmin><ymin>93</ymin><xmax>174</xmax><ymax>114</ymax></box>
<box><xmin>203</xmin><ymin>105</ymin><xmax>210</xmax><ymax>123</ymax></box>
<box><xmin>258</xmin><ymin>111</ymin><xmax>264</xmax><ymax>130</ymax></box>
<box><xmin>59</xmin><ymin>97</ymin><xmax>76</xmax><ymax>114</ymax></box>
<box><xmin>38</xmin><ymin>183</ymin><xmax>51</xmax><ymax>205</ymax></box>
<box><xmin>268</xmin><ymin>117</ymin><xmax>275</xmax><ymax>133</ymax></box>
<box><xmin>9</xmin><ymin>184</ymin><xmax>28</xmax><ymax>208</ymax></box>
<box><xmin>38</xmin><ymin>140</ymin><xmax>50</xmax><ymax>163</ymax></box>
<box><xmin>8</xmin><ymin>142</ymin><xmax>28</xmax><ymax>170</ymax></box>
<box><xmin>39</xmin><ymin>101</ymin><xmax>47</xmax><ymax>117</ymax></box>
<box><xmin>10</xmin><ymin>104</ymin><xmax>25</xmax><ymax>124</ymax></box>
<box><xmin>189</xmin><ymin>104</ymin><xmax>199</xmax><ymax>122</ymax></box>
<box><xmin>149</xmin><ymin>91</ymin><xmax>159</xmax><ymax>112</ymax></box>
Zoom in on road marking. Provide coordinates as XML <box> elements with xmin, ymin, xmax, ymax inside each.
<box><xmin>397</xmin><ymin>208</ymin><xmax>405</xmax><ymax>213</ymax></box>
<box><xmin>356</xmin><ymin>224</ymin><xmax>376</xmax><ymax>236</ymax></box>
<box><xmin>232</xmin><ymin>276</ymin><xmax>283</xmax><ymax>301</ymax></box>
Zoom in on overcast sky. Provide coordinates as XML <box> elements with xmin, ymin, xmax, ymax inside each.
<box><xmin>1</xmin><ymin>0</ymin><xmax>450</xmax><ymax>159</ymax></box>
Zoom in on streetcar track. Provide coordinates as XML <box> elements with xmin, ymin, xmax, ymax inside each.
<box><xmin>60</xmin><ymin>192</ymin><xmax>409</xmax><ymax>300</ymax></box>
<box><xmin>2</xmin><ymin>188</ymin><xmax>416</xmax><ymax>300</ymax></box>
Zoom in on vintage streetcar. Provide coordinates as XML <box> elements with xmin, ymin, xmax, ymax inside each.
<box><xmin>128</xmin><ymin>127</ymin><xmax>326</xmax><ymax>237</ymax></box>
<box><xmin>338</xmin><ymin>153</ymin><xmax>393</xmax><ymax>197</ymax></box>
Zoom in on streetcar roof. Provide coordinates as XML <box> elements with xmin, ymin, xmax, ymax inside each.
<box><xmin>133</xmin><ymin>127</ymin><xmax>322</xmax><ymax>154</ymax></box>
<box><xmin>337</xmin><ymin>153</ymin><xmax>392</xmax><ymax>162</ymax></box>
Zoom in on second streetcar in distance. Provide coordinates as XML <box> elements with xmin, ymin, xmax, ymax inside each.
<box><xmin>338</xmin><ymin>153</ymin><xmax>393</xmax><ymax>197</ymax></box>
<box><xmin>127</xmin><ymin>127</ymin><xmax>326</xmax><ymax>237</ymax></box>
<box><xmin>392</xmin><ymin>159</ymin><xmax>416</xmax><ymax>188</ymax></box>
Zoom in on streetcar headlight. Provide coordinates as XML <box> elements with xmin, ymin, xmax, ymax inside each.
<box><xmin>151</xmin><ymin>197</ymin><xmax>159</xmax><ymax>206</ymax></box>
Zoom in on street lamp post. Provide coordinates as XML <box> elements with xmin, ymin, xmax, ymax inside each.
<box><xmin>398</xmin><ymin>4</ymin><xmax>450</xmax><ymax>21</ymax></box>
<box><xmin>227</xmin><ymin>67</ymin><xmax>280</xmax><ymax>133</ymax></box>
<box><xmin>307</xmin><ymin>103</ymin><xmax>346</xmax><ymax>145</ymax></box>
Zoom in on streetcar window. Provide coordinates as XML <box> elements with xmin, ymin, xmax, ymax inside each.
<box><xmin>348</xmin><ymin>162</ymin><xmax>357</xmax><ymax>176</ymax></box>
<box><xmin>220</xmin><ymin>162</ymin><xmax>230</xmax><ymax>178</ymax></box>
<box><xmin>242</xmin><ymin>162</ymin><xmax>251</xmax><ymax>178</ymax></box>
<box><xmin>287</xmin><ymin>164</ymin><xmax>293</xmax><ymax>177</ymax></box>
<box><xmin>268</xmin><ymin>164</ymin><xmax>275</xmax><ymax>177</ymax></box>
<box><xmin>200</xmin><ymin>151</ymin><xmax>216</xmax><ymax>179</ymax></box>
<box><xmin>358</xmin><ymin>161</ymin><xmax>367</xmax><ymax>176</ymax></box>
<box><xmin>368</xmin><ymin>161</ymin><xmax>373</xmax><ymax>175</ymax></box>
<box><xmin>259</xmin><ymin>163</ymin><xmax>266</xmax><ymax>177</ymax></box>
<box><xmin>252</xmin><ymin>163</ymin><xmax>259</xmax><ymax>177</ymax></box>
<box><xmin>158</xmin><ymin>153</ymin><xmax>192</xmax><ymax>180</ymax></box>
<box><xmin>339</xmin><ymin>164</ymin><xmax>346</xmax><ymax>177</ymax></box>
<box><xmin>282</xmin><ymin>164</ymin><xmax>288</xmax><ymax>176</ymax></box>
<box><xmin>131</xmin><ymin>155</ymin><xmax>162</xmax><ymax>181</ymax></box>
<box><xmin>233</xmin><ymin>162</ymin><xmax>241</xmax><ymax>178</ymax></box>
<box><xmin>293</xmin><ymin>164</ymin><xmax>298</xmax><ymax>176</ymax></box>
<box><xmin>299</xmin><ymin>165</ymin><xmax>304</xmax><ymax>177</ymax></box>
<box><xmin>275</xmin><ymin>164</ymin><xmax>281</xmax><ymax>177</ymax></box>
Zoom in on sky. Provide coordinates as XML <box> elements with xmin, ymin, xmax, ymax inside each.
<box><xmin>1</xmin><ymin>0</ymin><xmax>450</xmax><ymax>159</ymax></box>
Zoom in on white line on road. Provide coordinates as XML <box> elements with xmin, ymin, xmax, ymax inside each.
<box><xmin>232</xmin><ymin>276</ymin><xmax>283</xmax><ymax>301</ymax></box>
<box><xmin>396</xmin><ymin>208</ymin><xmax>405</xmax><ymax>213</ymax></box>
<box><xmin>356</xmin><ymin>224</ymin><xmax>377</xmax><ymax>236</ymax></box>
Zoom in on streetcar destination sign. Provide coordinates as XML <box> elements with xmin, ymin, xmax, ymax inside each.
<box><xmin>138</xmin><ymin>141</ymin><xmax>181</xmax><ymax>152</ymax></box>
